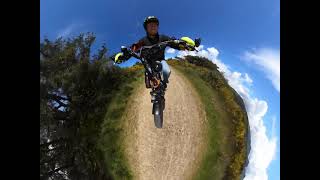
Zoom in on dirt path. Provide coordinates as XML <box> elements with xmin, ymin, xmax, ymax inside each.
<box><xmin>122</xmin><ymin>67</ymin><xmax>207</xmax><ymax>180</ymax></box>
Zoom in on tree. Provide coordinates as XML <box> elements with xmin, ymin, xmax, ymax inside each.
<box><xmin>40</xmin><ymin>33</ymin><xmax>121</xmax><ymax>180</ymax></box>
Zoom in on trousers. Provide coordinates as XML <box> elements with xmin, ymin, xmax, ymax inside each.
<box><xmin>145</xmin><ymin>60</ymin><xmax>171</xmax><ymax>88</ymax></box>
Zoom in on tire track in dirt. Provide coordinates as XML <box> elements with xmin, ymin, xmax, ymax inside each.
<box><xmin>122</xmin><ymin>67</ymin><xmax>207</xmax><ymax>180</ymax></box>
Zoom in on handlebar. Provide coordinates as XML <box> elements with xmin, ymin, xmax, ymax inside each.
<box><xmin>121</xmin><ymin>39</ymin><xmax>200</xmax><ymax>60</ymax></box>
<box><xmin>115</xmin><ymin>38</ymin><xmax>201</xmax><ymax>77</ymax></box>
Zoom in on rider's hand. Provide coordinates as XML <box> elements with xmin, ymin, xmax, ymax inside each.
<box><xmin>180</xmin><ymin>37</ymin><xmax>196</xmax><ymax>51</ymax></box>
<box><xmin>113</xmin><ymin>52</ymin><xmax>125</xmax><ymax>64</ymax></box>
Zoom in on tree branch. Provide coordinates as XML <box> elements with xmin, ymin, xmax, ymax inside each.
<box><xmin>40</xmin><ymin>49</ymin><xmax>49</xmax><ymax>58</ymax></box>
<box><xmin>52</xmin><ymin>100</ymin><xmax>67</xmax><ymax>109</ymax></box>
<box><xmin>47</xmin><ymin>93</ymin><xmax>69</xmax><ymax>102</ymax></box>
<box><xmin>40</xmin><ymin>147</ymin><xmax>64</xmax><ymax>165</ymax></box>
<box><xmin>40</xmin><ymin>138</ymin><xmax>66</xmax><ymax>148</ymax></box>
<box><xmin>48</xmin><ymin>106</ymin><xmax>69</xmax><ymax>120</ymax></box>
<box><xmin>42</xmin><ymin>164</ymin><xmax>72</xmax><ymax>178</ymax></box>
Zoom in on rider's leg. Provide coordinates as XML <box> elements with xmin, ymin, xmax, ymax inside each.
<box><xmin>161</xmin><ymin>60</ymin><xmax>171</xmax><ymax>85</ymax></box>
<box><xmin>160</xmin><ymin>61</ymin><xmax>169</xmax><ymax>111</ymax></box>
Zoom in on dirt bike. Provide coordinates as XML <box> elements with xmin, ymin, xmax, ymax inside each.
<box><xmin>118</xmin><ymin>38</ymin><xmax>201</xmax><ymax>128</ymax></box>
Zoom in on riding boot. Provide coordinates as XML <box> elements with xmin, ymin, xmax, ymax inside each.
<box><xmin>150</xmin><ymin>91</ymin><xmax>157</xmax><ymax>103</ymax></box>
<box><xmin>162</xmin><ymin>97</ymin><xmax>165</xmax><ymax>110</ymax></box>
<box><xmin>163</xmin><ymin>82</ymin><xmax>167</xmax><ymax>90</ymax></box>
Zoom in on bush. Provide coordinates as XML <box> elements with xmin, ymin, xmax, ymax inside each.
<box><xmin>184</xmin><ymin>55</ymin><xmax>218</xmax><ymax>71</ymax></box>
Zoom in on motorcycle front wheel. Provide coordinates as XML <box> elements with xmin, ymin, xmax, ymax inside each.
<box><xmin>152</xmin><ymin>101</ymin><xmax>163</xmax><ymax>128</ymax></box>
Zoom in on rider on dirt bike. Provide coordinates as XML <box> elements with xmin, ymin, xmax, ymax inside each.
<box><xmin>113</xmin><ymin>16</ymin><xmax>199</xmax><ymax>91</ymax></box>
<box><xmin>112</xmin><ymin>16</ymin><xmax>200</xmax><ymax>128</ymax></box>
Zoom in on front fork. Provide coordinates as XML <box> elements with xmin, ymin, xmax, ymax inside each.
<box><xmin>143</xmin><ymin>60</ymin><xmax>166</xmax><ymax>110</ymax></box>
<box><xmin>151</xmin><ymin>90</ymin><xmax>165</xmax><ymax>113</ymax></box>
<box><xmin>150</xmin><ymin>77</ymin><xmax>166</xmax><ymax>112</ymax></box>
<box><xmin>149</xmin><ymin>71</ymin><xmax>165</xmax><ymax>103</ymax></box>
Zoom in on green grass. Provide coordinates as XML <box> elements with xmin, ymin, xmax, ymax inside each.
<box><xmin>169</xmin><ymin>59</ymin><xmax>248</xmax><ymax>180</ymax></box>
<box><xmin>97</xmin><ymin>66</ymin><xmax>144</xmax><ymax>180</ymax></box>
<box><xmin>171</xmin><ymin>63</ymin><xmax>233</xmax><ymax>180</ymax></box>
<box><xmin>96</xmin><ymin>59</ymin><xmax>248</xmax><ymax>180</ymax></box>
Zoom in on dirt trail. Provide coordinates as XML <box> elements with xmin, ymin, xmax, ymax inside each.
<box><xmin>122</xmin><ymin>67</ymin><xmax>207</xmax><ymax>180</ymax></box>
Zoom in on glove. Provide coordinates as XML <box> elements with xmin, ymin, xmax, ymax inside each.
<box><xmin>114</xmin><ymin>52</ymin><xmax>125</xmax><ymax>64</ymax></box>
<box><xmin>180</xmin><ymin>37</ymin><xmax>196</xmax><ymax>50</ymax></box>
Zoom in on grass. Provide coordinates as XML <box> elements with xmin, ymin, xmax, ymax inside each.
<box><xmin>168</xmin><ymin>58</ymin><xmax>249</xmax><ymax>180</ymax></box>
<box><xmin>96</xmin><ymin>58</ymin><xmax>248</xmax><ymax>180</ymax></box>
<box><xmin>97</xmin><ymin>65</ymin><xmax>144</xmax><ymax>180</ymax></box>
<box><xmin>170</xmin><ymin>63</ymin><xmax>232</xmax><ymax>180</ymax></box>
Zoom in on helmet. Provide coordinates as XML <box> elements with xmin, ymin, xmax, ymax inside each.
<box><xmin>143</xmin><ymin>16</ymin><xmax>159</xmax><ymax>30</ymax></box>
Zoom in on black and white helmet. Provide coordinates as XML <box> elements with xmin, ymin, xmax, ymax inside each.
<box><xmin>143</xmin><ymin>16</ymin><xmax>159</xmax><ymax>30</ymax></box>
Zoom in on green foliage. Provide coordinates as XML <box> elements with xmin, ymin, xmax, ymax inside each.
<box><xmin>40</xmin><ymin>33</ymin><xmax>141</xmax><ymax>180</ymax></box>
<box><xmin>184</xmin><ymin>55</ymin><xmax>219</xmax><ymax>71</ymax></box>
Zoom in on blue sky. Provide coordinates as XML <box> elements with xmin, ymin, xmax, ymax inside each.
<box><xmin>41</xmin><ymin>0</ymin><xmax>279</xmax><ymax>179</ymax></box>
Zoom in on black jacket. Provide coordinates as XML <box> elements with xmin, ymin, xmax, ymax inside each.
<box><xmin>130</xmin><ymin>33</ymin><xmax>181</xmax><ymax>64</ymax></box>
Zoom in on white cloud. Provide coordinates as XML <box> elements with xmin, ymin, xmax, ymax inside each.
<box><xmin>57</xmin><ymin>25</ymin><xmax>75</xmax><ymax>38</ymax></box>
<box><xmin>57</xmin><ymin>23</ymin><xmax>84</xmax><ymax>38</ymax></box>
<box><xmin>243</xmin><ymin>48</ymin><xmax>280</xmax><ymax>92</ymax></box>
<box><xmin>271</xmin><ymin>116</ymin><xmax>277</xmax><ymax>137</ymax></box>
<box><xmin>244</xmin><ymin>73</ymin><xmax>253</xmax><ymax>84</ymax></box>
<box><xmin>177</xmin><ymin>46</ymin><xmax>277</xmax><ymax>180</ymax></box>
<box><xmin>166</xmin><ymin>48</ymin><xmax>176</xmax><ymax>54</ymax></box>
<box><xmin>243</xmin><ymin>98</ymin><xmax>277</xmax><ymax>180</ymax></box>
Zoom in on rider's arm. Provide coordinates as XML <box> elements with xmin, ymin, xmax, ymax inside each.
<box><xmin>113</xmin><ymin>38</ymin><xmax>144</xmax><ymax>64</ymax></box>
<box><xmin>161</xmin><ymin>35</ymin><xmax>193</xmax><ymax>51</ymax></box>
<box><xmin>131</xmin><ymin>38</ymin><xmax>145</xmax><ymax>52</ymax></box>
<box><xmin>160</xmin><ymin>35</ymin><xmax>182</xmax><ymax>50</ymax></box>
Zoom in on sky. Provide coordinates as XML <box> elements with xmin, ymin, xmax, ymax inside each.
<box><xmin>41</xmin><ymin>0</ymin><xmax>280</xmax><ymax>179</ymax></box>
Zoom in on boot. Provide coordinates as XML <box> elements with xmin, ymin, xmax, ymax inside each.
<box><xmin>150</xmin><ymin>91</ymin><xmax>157</xmax><ymax>103</ymax></box>
<box><xmin>163</xmin><ymin>83</ymin><xmax>167</xmax><ymax>90</ymax></box>
<box><xmin>162</xmin><ymin>97</ymin><xmax>165</xmax><ymax>110</ymax></box>
<box><xmin>161</xmin><ymin>81</ymin><xmax>167</xmax><ymax>91</ymax></box>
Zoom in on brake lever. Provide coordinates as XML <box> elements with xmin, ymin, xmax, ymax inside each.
<box><xmin>184</xmin><ymin>44</ymin><xmax>198</xmax><ymax>52</ymax></box>
<box><xmin>120</xmin><ymin>46</ymin><xmax>128</xmax><ymax>53</ymax></box>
